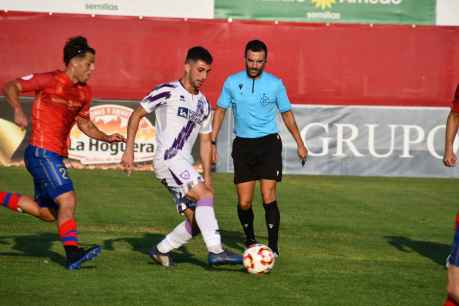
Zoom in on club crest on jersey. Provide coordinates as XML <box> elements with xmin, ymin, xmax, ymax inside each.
<box><xmin>197</xmin><ymin>99</ymin><xmax>206</xmax><ymax>110</ymax></box>
<box><xmin>180</xmin><ymin>170</ymin><xmax>191</xmax><ymax>180</ymax></box>
<box><xmin>179</xmin><ymin>95</ymin><xmax>185</xmax><ymax>102</ymax></box>
<box><xmin>260</xmin><ymin>93</ymin><xmax>272</xmax><ymax>106</ymax></box>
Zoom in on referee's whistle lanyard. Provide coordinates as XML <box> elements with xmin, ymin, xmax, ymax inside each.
<box><xmin>252</xmin><ymin>79</ymin><xmax>255</xmax><ymax>93</ymax></box>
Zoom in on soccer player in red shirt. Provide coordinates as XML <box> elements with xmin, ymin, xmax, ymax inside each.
<box><xmin>1</xmin><ymin>36</ymin><xmax>125</xmax><ymax>270</ymax></box>
<box><xmin>442</xmin><ymin>84</ymin><xmax>459</xmax><ymax>305</ymax></box>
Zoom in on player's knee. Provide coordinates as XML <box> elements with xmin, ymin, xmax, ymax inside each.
<box><xmin>56</xmin><ymin>201</ymin><xmax>76</xmax><ymax>221</ymax></box>
<box><xmin>261</xmin><ymin>192</ymin><xmax>276</xmax><ymax>204</ymax></box>
<box><xmin>238</xmin><ymin>201</ymin><xmax>252</xmax><ymax>210</ymax></box>
<box><xmin>55</xmin><ymin>195</ymin><xmax>77</xmax><ymax>216</ymax></box>
<box><xmin>59</xmin><ymin>201</ymin><xmax>77</xmax><ymax>213</ymax></box>
<box><xmin>188</xmin><ymin>183</ymin><xmax>214</xmax><ymax>201</ymax></box>
<box><xmin>198</xmin><ymin>187</ymin><xmax>213</xmax><ymax>201</ymax></box>
<box><xmin>55</xmin><ymin>191</ymin><xmax>77</xmax><ymax>206</ymax></box>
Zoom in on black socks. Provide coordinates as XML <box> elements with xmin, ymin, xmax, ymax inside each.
<box><xmin>263</xmin><ymin>201</ymin><xmax>280</xmax><ymax>254</ymax></box>
<box><xmin>237</xmin><ymin>205</ymin><xmax>256</xmax><ymax>244</ymax></box>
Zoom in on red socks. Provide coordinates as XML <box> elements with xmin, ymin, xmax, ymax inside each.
<box><xmin>58</xmin><ymin>219</ymin><xmax>80</xmax><ymax>247</ymax></box>
<box><xmin>443</xmin><ymin>296</ymin><xmax>459</xmax><ymax>306</ymax></box>
<box><xmin>444</xmin><ymin>296</ymin><xmax>459</xmax><ymax>306</ymax></box>
<box><xmin>0</xmin><ymin>192</ymin><xmax>21</xmax><ymax>212</ymax></box>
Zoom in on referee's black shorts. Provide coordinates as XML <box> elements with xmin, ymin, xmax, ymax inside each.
<box><xmin>231</xmin><ymin>133</ymin><xmax>283</xmax><ymax>184</ymax></box>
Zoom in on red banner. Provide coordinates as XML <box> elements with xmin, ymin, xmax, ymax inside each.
<box><xmin>1</xmin><ymin>11</ymin><xmax>458</xmax><ymax>106</ymax></box>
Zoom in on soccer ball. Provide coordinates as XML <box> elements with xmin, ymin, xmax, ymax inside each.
<box><xmin>243</xmin><ymin>244</ymin><xmax>275</xmax><ymax>274</ymax></box>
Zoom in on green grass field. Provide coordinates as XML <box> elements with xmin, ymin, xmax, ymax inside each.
<box><xmin>0</xmin><ymin>166</ymin><xmax>456</xmax><ymax>305</ymax></box>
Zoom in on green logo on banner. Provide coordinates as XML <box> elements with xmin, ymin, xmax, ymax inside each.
<box><xmin>311</xmin><ymin>0</ymin><xmax>336</xmax><ymax>10</ymax></box>
<box><xmin>215</xmin><ymin>0</ymin><xmax>436</xmax><ymax>25</ymax></box>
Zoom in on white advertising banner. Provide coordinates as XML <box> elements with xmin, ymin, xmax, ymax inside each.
<box><xmin>215</xmin><ymin>105</ymin><xmax>459</xmax><ymax>178</ymax></box>
<box><xmin>0</xmin><ymin>98</ymin><xmax>157</xmax><ymax>168</ymax></box>
<box><xmin>68</xmin><ymin>104</ymin><xmax>155</xmax><ymax>165</ymax></box>
<box><xmin>2</xmin><ymin>96</ymin><xmax>458</xmax><ymax>177</ymax></box>
<box><xmin>436</xmin><ymin>0</ymin><xmax>459</xmax><ymax>26</ymax></box>
<box><xmin>0</xmin><ymin>0</ymin><xmax>214</xmax><ymax>18</ymax></box>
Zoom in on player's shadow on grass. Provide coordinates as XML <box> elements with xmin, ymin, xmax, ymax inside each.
<box><xmin>0</xmin><ymin>233</ymin><xmax>66</xmax><ymax>266</ymax></box>
<box><xmin>103</xmin><ymin>230</ymin><xmax>248</xmax><ymax>271</ymax></box>
<box><xmin>385</xmin><ymin>235</ymin><xmax>450</xmax><ymax>266</ymax></box>
<box><xmin>218</xmin><ymin>229</ymin><xmax>263</xmax><ymax>251</ymax></box>
<box><xmin>103</xmin><ymin>233</ymin><xmax>209</xmax><ymax>268</ymax></box>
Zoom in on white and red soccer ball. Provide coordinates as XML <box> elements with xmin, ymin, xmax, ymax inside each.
<box><xmin>243</xmin><ymin>244</ymin><xmax>275</xmax><ymax>274</ymax></box>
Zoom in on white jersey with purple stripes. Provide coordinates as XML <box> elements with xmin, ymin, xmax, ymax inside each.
<box><xmin>140</xmin><ymin>80</ymin><xmax>212</xmax><ymax>164</ymax></box>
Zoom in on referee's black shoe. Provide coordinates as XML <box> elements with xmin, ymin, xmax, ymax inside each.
<box><xmin>244</xmin><ymin>239</ymin><xmax>258</xmax><ymax>249</ymax></box>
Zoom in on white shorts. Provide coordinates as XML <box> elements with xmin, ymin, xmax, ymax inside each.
<box><xmin>154</xmin><ymin>158</ymin><xmax>203</xmax><ymax>214</ymax></box>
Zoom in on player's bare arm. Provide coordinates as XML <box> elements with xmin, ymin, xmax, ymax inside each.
<box><xmin>444</xmin><ymin>111</ymin><xmax>459</xmax><ymax>167</ymax></box>
<box><xmin>121</xmin><ymin>106</ymin><xmax>148</xmax><ymax>175</ymax></box>
<box><xmin>210</xmin><ymin>107</ymin><xmax>226</xmax><ymax>163</ymax></box>
<box><xmin>200</xmin><ymin>132</ymin><xmax>213</xmax><ymax>192</ymax></box>
<box><xmin>76</xmin><ymin>116</ymin><xmax>125</xmax><ymax>144</ymax></box>
<box><xmin>3</xmin><ymin>80</ymin><xmax>28</xmax><ymax>129</ymax></box>
<box><xmin>280</xmin><ymin>110</ymin><xmax>308</xmax><ymax>162</ymax></box>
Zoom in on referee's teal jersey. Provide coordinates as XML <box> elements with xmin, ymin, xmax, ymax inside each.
<box><xmin>216</xmin><ymin>71</ymin><xmax>292</xmax><ymax>138</ymax></box>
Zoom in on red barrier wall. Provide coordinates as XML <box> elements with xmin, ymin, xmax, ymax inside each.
<box><xmin>1</xmin><ymin>11</ymin><xmax>458</xmax><ymax>106</ymax></box>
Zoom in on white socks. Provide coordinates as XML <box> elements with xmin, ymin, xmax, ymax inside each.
<box><xmin>195</xmin><ymin>198</ymin><xmax>224</xmax><ymax>254</ymax></box>
<box><xmin>157</xmin><ymin>220</ymin><xmax>192</xmax><ymax>253</ymax></box>
<box><xmin>157</xmin><ymin>197</ymin><xmax>224</xmax><ymax>254</ymax></box>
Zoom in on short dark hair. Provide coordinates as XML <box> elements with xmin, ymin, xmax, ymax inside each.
<box><xmin>185</xmin><ymin>46</ymin><xmax>213</xmax><ymax>65</ymax></box>
<box><xmin>245</xmin><ymin>40</ymin><xmax>268</xmax><ymax>58</ymax></box>
<box><xmin>63</xmin><ymin>36</ymin><xmax>95</xmax><ymax>65</ymax></box>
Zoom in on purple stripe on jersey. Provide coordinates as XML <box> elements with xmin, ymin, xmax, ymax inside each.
<box><xmin>202</xmin><ymin>102</ymin><xmax>211</xmax><ymax>121</ymax></box>
<box><xmin>164</xmin><ymin>121</ymin><xmax>196</xmax><ymax>160</ymax></box>
<box><xmin>155</xmin><ymin>83</ymin><xmax>176</xmax><ymax>90</ymax></box>
<box><xmin>146</xmin><ymin>91</ymin><xmax>171</xmax><ymax>103</ymax></box>
<box><xmin>185</xmin><ymin>220</ymin><xmax>193</xmax><ymax>235</ymax></box>
<box><xmin>196</xmin><ymin>198</ymin><xmax>214</xmax><ymax>207</ymax></box>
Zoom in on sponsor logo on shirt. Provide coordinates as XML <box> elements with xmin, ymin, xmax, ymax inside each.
<box><xmin>177</xmin><ymin>106</ymin><xmax>206</xmax><ymax>124</ymax></box>
<box><xmin>177</xmin><ymin>107</ymin><xmax>189</xmax><ymax>119</ymax></box>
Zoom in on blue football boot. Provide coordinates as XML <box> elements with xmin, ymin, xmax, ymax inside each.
<box><xmin>66</xmin><ymin>245</ymin><xmax>101</xmax><ymax>270</ymax></box>
<box><xmin>208</xmin><ymin>249</ymin><xmax>243</xmax><ymax>266</ymax></box>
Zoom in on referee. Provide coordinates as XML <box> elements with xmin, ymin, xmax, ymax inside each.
<box><xmin>211</xmin><ymin>40</ymin><xmax>308</xmax><ymax>256</ymax></box>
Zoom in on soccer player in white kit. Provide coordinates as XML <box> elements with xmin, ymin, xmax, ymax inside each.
<box><xmin>121</xmin><ymin>46</ymin><xmax>242</xmax><ymax>267</ymax></box>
